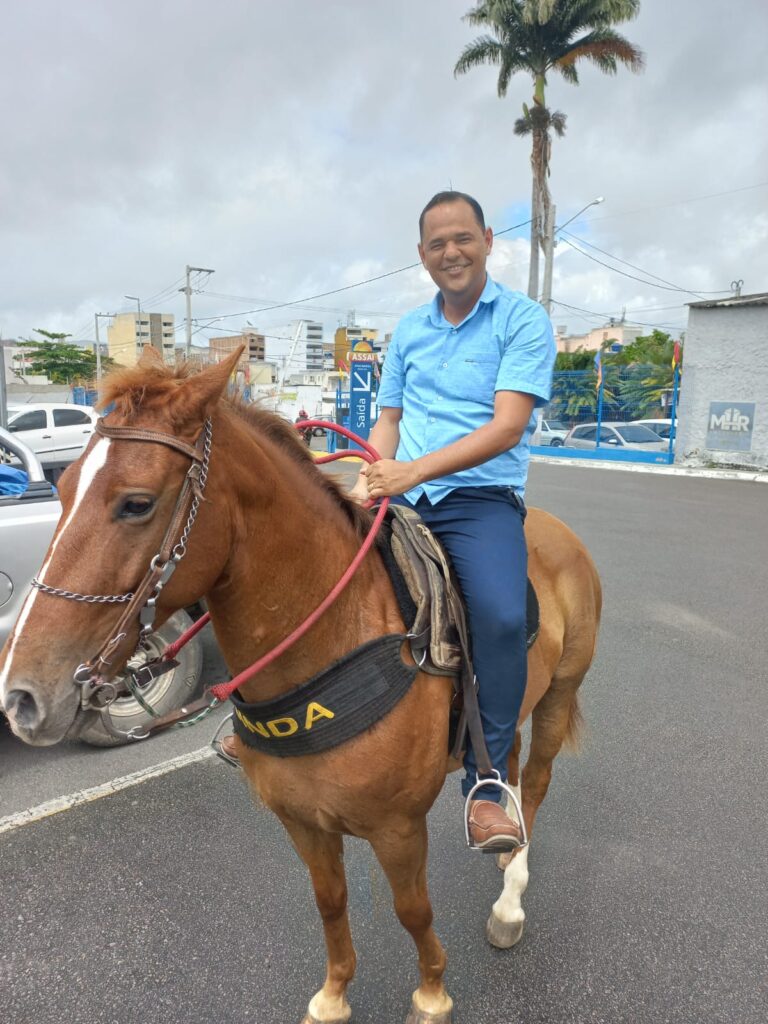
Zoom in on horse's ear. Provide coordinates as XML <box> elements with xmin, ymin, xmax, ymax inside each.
<box><xmin>138</xmin><ymin>346</ymin><xmax>166</xmax><ymax>368</ymax></box>
<box><xmin>171</xmin><ymin>347</ymin><xmax>244</xmax><ymax>424</ymax></box>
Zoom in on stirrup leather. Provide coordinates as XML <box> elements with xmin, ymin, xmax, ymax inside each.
<box><xmin>210</xmin><ymin>712</ymin><xmax>240</xmax><ymax>768</ymax></box>
<box><xmin>463</xmin><ymin>770</ymin><xmax>529</xmax><ymax>853</ymax></box>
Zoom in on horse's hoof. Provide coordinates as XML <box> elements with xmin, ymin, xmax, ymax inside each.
<box><xmin>405</xmin><ymin>994</ymin><xmax>453</xmax><ymax>1024</ymax></box>
<box><xmin>486</xmin><ymin>910</ymin><xmax>524</xmax><ymax>949</ymax></box>
<box><xmin>302</xmin><ymin>991</ymin><xmax>352</xmax><ymax>1024</ymax></box>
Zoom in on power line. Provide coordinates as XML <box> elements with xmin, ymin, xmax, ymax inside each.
<box><xmin>560</xmin><ymin>230</ymin><xmax>729</xmax><ymax>297</ymax></box>
<box><xmin>559</xmin><ymin>238</ymin><xmax>715</xmax><ymax>297</ymax></box>
<box><xmin>588</xmin><ymin>180</ymin><xmax>768</xmax><ymax>222</ymax></box>
<box><xmin>550</xmin><ymin>299</ymin><xmax>686</xmax><ymax>331</ymax></box>
<box><xmin>191</xmin><ymin>218</ymin><xmax>532</xmax><ymax>324</ymax></box>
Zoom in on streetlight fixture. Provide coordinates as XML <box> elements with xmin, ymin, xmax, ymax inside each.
<box><xmin>541</xmin><ymin>196</ymin><xmax>605</xmax><ymax>315</ymax></box>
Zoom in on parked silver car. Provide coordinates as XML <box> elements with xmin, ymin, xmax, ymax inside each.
<box><xmin>564</xmin><ymin>422</ymin><xmax>668</xmax><ymax>451</ymax></box>
<box><xmin>0</xmin><ymin>428</ymin><xmax>203</xmax><ymax>746</ymax></box>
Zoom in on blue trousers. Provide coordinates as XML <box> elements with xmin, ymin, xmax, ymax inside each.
<box><xmin>393</xmin><ymin>486</ymin><xmax>528</xmax><ymax>801</ymax></box>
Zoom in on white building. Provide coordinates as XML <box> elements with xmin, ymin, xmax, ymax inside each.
<box><xmin>675</xmin><ymin>293</ymin><xmax>767</xmax><ymax>471</ymax></box>
<box><xmin>265</xmin><ymin>320</ymin><xmax>324</xmax><ymax>377</ymax></box>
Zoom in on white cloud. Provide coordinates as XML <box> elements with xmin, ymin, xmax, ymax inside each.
<box><xmin>1</xmin><ymin>0</ymin><xmax>766</xmax><ymax>345</ymax></box>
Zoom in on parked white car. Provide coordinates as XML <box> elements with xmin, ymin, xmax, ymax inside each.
<box><xmin>632</xmin><ymin>418</ymin><xmax>674</xmax><ymax>439</ymax></box>
<box><xmin>564</xmin><ymin>422</ymin><xmax>668</xmax><ymax>451</ymax></box>
<box><xmin>539</xmin><ymin>419</ymin><xmax>569</xmax><ymax>446</ymax></box>
<box><xmin>6</xmin><ymin>403</ymin><xmax>99</xmax><ymax>469</ymax></box>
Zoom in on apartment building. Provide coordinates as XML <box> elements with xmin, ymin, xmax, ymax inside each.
<box><xmin>208</xmin><ymin>330</ymin><xmax>266</xmax><ymax>367</ymax></box>
<box><xmin>107</xmin><ymin>312</ymin><xmax>176</xmax><ymax>366</ymax></box>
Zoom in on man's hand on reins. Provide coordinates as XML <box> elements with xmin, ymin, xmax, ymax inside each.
<box><xmin>360</xmin><ymin>459</ymin><xmax>421</xmax><ymax>500</ymax></box>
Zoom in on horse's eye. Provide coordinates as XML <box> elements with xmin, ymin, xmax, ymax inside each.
<box><xmin>118</xmin><ymin>496</ymin><xmax>155</xmax><ymax>518</ymax></box>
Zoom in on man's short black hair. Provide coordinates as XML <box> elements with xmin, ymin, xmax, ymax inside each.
<box><xmin>419</xmin><ymin>191</ymin><xmax>486</xmax><ymax>238</ymax></box>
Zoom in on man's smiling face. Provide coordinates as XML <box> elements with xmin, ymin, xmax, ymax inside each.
<box><xmin>418</xmin><ymin>199</ymin><xmax>493</xmax><ymax>311</ymax></box>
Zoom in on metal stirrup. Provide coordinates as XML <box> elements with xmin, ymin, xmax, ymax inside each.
<box><xmin>210</xmin><ymin>713</ymin><xmax>240</xmax><ymax>768</ymax></box>
<box><xmin>463</xmin><ymin>770</ymin><xmax>529</xmax><ymax>852</ymax></box>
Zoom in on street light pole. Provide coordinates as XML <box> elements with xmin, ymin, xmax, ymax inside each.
<box><xmin>94</xmin><ymin>313</ymin><xmax>102</xmax><ymax>381</ymax></box>
<box><xmin>541</xmin><ymin>196</ymin><xmax>604</xmax><ymax>315</ymax></box>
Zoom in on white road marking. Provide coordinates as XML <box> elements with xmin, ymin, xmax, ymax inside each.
<box><xmin>0</xmin><ymin>745</ymin><xmax>217</xmax><ymax>835</ymax></box>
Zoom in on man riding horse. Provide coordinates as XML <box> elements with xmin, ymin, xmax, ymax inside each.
<box><xmin>223</xmin><ymin>189</ymin><xmax>556</xmax><ymax>852</ymax></box>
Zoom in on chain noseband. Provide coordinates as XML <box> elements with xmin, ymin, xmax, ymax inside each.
<box><xmin>31</xmin><ymin>417</ymin><xmax>213</xmax><ymax>725</ymax></box>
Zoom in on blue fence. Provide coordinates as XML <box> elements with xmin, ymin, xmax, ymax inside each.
<box><xmin>532</xmin><ymin>363</ymin><xmax>681</xmax><ymax>464</ymax></box>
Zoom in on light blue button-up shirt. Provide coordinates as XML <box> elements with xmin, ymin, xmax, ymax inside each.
<box><xmin>376</xmin><ymin>276</ymin><xmax>555</xmax><ymax>504</ymax></box>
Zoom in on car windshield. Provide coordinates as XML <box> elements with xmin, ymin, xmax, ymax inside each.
<box><xmin>616</xmin><ymin>424</ymin><xmax>664</xmax><ymax>443</ymax></box>
<box><xmin>546</xmin><ymin>421</ymin><xmax>567</xmax><ymax>430</ymax></box>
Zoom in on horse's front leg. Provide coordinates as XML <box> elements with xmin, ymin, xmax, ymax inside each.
<box><xmin>370</xmin><ymin>819</ymin><xmax>453</xmax><ymax>1024</ymax></box>
<box><xmin>282</xmin><ymin>821</ymin><xmax>356</xmax><ymax>1024</ymax></box>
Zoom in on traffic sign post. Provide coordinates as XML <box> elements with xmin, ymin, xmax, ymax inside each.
<box><xmin>349</xmin><ymin>360</ymin><xmax>373</xmax><ymax>449</ymax></box>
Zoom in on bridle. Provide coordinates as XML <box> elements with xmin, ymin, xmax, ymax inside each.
<box><xmin>31</xmin><ymin>416</ymin><xmax>213</xmax><ymax>727</ymax></box>
<box><xmin>29</xmin><ymin>414</ymin><xmax>389</xmax><ymax>741</ymax></box>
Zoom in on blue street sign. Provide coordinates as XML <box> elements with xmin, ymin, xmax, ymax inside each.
<box><xmin>349</xmin><ymin>360</ymin><xmax>373</xmax><ymax>443</ymax></box>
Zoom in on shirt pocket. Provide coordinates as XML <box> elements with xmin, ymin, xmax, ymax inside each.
<box><xmin>454</xmin><ymin>356</ymin><xmax>499</xmax><ymax>404</ymax></box>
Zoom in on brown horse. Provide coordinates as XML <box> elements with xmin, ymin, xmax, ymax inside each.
<box><xmin>0</xmin><ymin>350</ymin><xmax>601</xmax><ymax>1024</ymax></box>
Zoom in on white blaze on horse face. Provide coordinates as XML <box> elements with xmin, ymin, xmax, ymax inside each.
<box><xmin>0</xmin><ymin>438</ymin><xmax>112</xmax><ymax>700</ymax></box>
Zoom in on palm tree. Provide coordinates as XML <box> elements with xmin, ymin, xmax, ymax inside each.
<box><xmin>455</xmin><ymin>0</ymin><xmax>644</xmax><ymax>300</ymax></box>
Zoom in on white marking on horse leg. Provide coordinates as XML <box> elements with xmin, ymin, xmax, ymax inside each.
<box><xmin>305</xmin><ymin>988</ymin><xmax>352</xmax><ymax>1023</ymax></box>
<box><xmin>495</xmin><ymin>781</ymin><xmax>523</xmax><ymax>871</ymax></box>
<box><xmin>487</xmin><ymin>845</ymin><xmax>530</xmax><ymax>949</ymax></box>
<box><xmin>0</xmin><ymin>439</ymin><xmax>111</xmax><ymax>700</ymax></box>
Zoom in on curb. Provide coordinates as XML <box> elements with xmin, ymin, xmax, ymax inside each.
<box><xmin>531</xmin><ymin>454</ymin><xmax>768</xmax><ymax>483</ymax></box>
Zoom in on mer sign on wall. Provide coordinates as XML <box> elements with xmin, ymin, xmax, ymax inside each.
<box><xmin>705</xmin><ymin>402</ymin><xmax>755</xmax><ymax>452</ymax></box>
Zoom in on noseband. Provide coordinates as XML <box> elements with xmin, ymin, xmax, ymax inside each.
<box><xmin>31</xmin><ymin>417</ymin><xmax>212</xmax><ymax>731</ymax></box>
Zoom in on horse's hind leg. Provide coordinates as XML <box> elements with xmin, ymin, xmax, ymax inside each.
<box><xmin>370</xmin><ymin>819</ymin><xmax>453</xmax><ymax>1024</ymax></box>
<box><xmin>487</xmin><ymin>681</ymin><xmax>582</xmax><ymax>949</ymax></box>
<box><xmin>283</xmin><ymin>822</ymin><xmax>356</xmax><ymax>1024</ymax></box>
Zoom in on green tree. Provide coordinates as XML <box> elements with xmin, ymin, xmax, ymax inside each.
<box><xmin>555</xmin><ymin>346</ymin><xmax>596</xmax><ymax>370</ymax></box>
<box><xmin>18</xmin><ymin>329</ymin><xmax>115</xmax><ymax>384</ymax></box>
<box><xmin>610</xmin><ymin>328</ymin><xmax>675</xmax><ymax>367</ymax></box>
<box><xmin>454</xmin><ymin>0</ymin><xmax>644</xmax><ymax>298</ymax></box>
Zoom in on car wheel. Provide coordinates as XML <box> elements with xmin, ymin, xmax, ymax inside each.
<box><xmin>313</xmin><ymin>426</ymin><xmax>327</xmax><ymax>436</ymax></box>
<box><xmin>78</xmin><ymin>609</ymin><xmax>204</xmax><ymax>747</ymax></box>
<box><xmin>550</xmin><ymin>438</ymin><xmax>564</xmax><ymax>447</ymax></box>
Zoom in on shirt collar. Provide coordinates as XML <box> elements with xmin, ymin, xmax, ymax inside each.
<box><xmin>427</xmin><ymin>275</ymin><xmax>500</xmax><ymax>328</ymax></box>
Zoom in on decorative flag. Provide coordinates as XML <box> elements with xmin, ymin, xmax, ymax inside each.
<box><xmin>672</xmin><ymin>341</ymin><xmax>681</xmax><ymax>373</ymax></box>
<box><xmin>594</xmin><ymin>350</ymin><xmax>603</xmax><ymax>393</ymax></box>
<box><xmin>338</xmin><ymin>358</ymin><xmax>349</xmax><ymax>377</ymax></box>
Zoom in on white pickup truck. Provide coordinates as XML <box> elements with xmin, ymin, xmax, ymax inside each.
<box><xmin>0</xmin><ymin>427</ymin><xmax>203</xmax><ymax>745</ymax></box>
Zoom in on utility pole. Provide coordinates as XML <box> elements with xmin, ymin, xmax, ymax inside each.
<box><xmin>181</xmin><ymin>265</ymin><xmax>215</xmax><ymax>358</ymax></box>
<box><xmin>540</xmin><ymin>203</ymin><xmax>556</xmax><ymax>315</ymax></box>
<box><xmin>540</xmin><ymin>196</ymin><xmax>604</xmax><ymax>316</ymax></box>
<box><xmin>94</xmin><ymin>314</ymin><xmax>103</xmax><ymax>381</ymax></box>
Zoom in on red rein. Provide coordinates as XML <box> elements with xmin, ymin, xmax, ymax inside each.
<box><xmin>161</xmin><ymin>420</ymin><xmax>389</xmax><ymax>702</ymax></box>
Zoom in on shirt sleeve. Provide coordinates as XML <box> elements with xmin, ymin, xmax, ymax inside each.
<box><xmin>495</xmin><ymin>299</ymin><xmax>556</xmax><ymax>407</ymax></box>
<box><xmin>376</xmin><ymin>325</ymin><xmax>405</xmax><ymax>409</ymax></box>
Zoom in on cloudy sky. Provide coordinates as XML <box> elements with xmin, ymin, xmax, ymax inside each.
<box><xmin>2</xmin><ymin>0</ymin><xmax>766</xmax><ymax>351</ymax></box>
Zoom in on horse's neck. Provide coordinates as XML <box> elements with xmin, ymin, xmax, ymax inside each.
<box><xmin>205</xmin><ymin>419</ymin><xmax>403</xmax><ymax>701</ymax></box>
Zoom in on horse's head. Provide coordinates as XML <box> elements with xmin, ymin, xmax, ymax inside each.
<box><xmin>0</xmin><ymin>347</ymin><xmax>242</xmax><ymax>745</ymax></box>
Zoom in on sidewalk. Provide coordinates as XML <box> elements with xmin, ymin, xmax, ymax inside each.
<box><xmin>531</xmin><ymin>452</ymin><xmax>768</xmax><ymax>483</ymax></box>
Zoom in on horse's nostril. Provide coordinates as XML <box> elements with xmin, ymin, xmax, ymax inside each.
<box><xmin>5</xmin><ymin>689</ymin><xmax>41</xmax><ymax>729</ymax></box>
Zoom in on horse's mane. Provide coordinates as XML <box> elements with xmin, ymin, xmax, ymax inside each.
<box><xmin>99</xmin><ymin>360</ymin><xmax>372</xmax><ymax>538</ymax></box>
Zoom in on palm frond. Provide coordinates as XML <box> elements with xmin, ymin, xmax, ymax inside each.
<box><xmin>556</xmin><ymin>29</ymin><xmax>645</xmax><ymax>74</ymax></box>
<box><xmin>454</xmin><ymin>35</ymin><xmax>505</xmax><ymax>76</ymax></box>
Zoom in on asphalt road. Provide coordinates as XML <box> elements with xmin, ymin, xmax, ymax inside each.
<box><xmin>2</xmin><ymin>462</ymin><xmax>767</xmax><ymax>1024</ymax></box>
